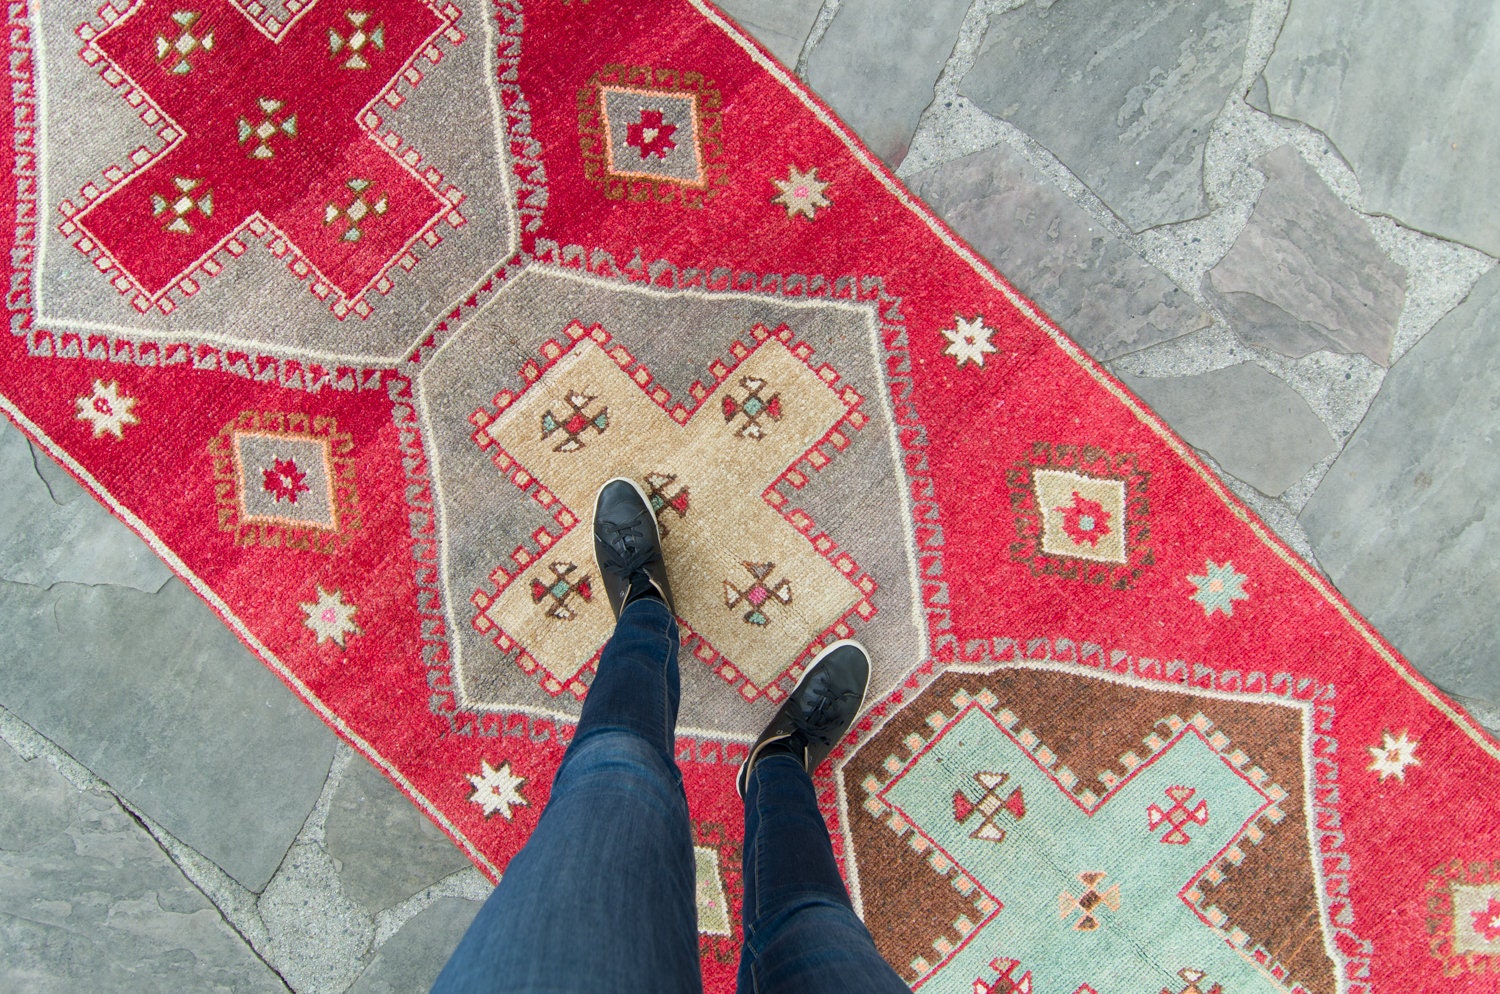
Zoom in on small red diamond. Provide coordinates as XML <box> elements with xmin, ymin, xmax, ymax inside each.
<box><xmin>766</xmin><ymin>396</ymin><xmax>782</xmax><ymax>418</ymax></box>
<box><xmin>577</xmin><ymin>579</ymin><xmax>592</xmax><ymax>601</ymax></box>
<box><xmin>565</xmin><ymin>413</ymin><xmax>588</xmax><ymax>435</ymax></box>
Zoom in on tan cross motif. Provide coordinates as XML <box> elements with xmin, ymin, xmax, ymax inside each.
<box><xmin>471</xmin><ymin>323</ymin><xmax>874</xmax><ymax>699</ymax></box>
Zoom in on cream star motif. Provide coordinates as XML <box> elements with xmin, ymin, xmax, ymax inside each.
<box><xmin>75</xmin><ymin>379</ymin><xmax>140</xmax><ymax>440</ymax></box>
<box><xmin>941</xmin><ymin>315</ymin><xmax>1000</xmax><ymax>368</ymax></box>
<box><xmin>467</xmin><ymin>759</ymin><xmax>528</xmax><ymax>820</ymax></box>
<box><xmin>1367</xmin><ymin>729</ymin><xmax>1420</xmax><ymax>782</ymax></box>
<box><xmin>771</xmin><ymin>165</ymin><xmax>831</xmax><ymax>219</ymax></box>
<box><xmin>299</xmin><ymin>587</ymin><xmax>361</xmax><ymax>647</ymax></box>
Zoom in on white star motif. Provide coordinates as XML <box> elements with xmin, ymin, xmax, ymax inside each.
<box><xmin>466</xmin><ymin>759</ymin><xmax>528</xmax><ymax>820</ymax></box>
<box><xmin>771</xmin><ymin>165</ymin><xmax>831</xmax><ymax>219</ymax></box>
<box><xmin>1367</xmin><ymin>729</ymin><xmax>1420</xmax><ymax>782</ymax></box>
<box><xmin>940</xmin><ymin>315</ymin><xmax>1000</xmax><ymax>368</ymax></box>
<box><xmin>299</xmin><ymin>587</ymin><xmax>361</xmax><ymax>647</ymax></box>
<box><xmin>75</xmin><ymin>379</ymin><xmax>140</xmax><ymax>440</ymax></box>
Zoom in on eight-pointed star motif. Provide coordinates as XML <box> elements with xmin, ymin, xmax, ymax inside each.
<box><xmin>1366</xmin><ymin>729</ymin><xmax>1420</xmax><ymax>782</ymax></box>
<box><xmin>74</xmin><ymin>379</ymin><xmax>140</xmax><ymax>440</ymax></box>
<box><xmin>940</xmin><ymin>315</ymin><xmax>1000</xmax><ymax>368</ymax></box>
<box><xmin>467</xmin><ymin>759</ymin><xmax>528</xmax><ymax>820</ymax></box>
<box><xmin>771</xmin><ymin>165</ymin><xmax>831</xmax><ymax>219</ymax></box>
<box><xmin>300</xmin><ymin>587</ymin><xmax>361</xmax><ymax>647</ymax></box>
<box><xmin>1187</xmin><ymin>560</ymin><xmax>1249</xmax><ymax>617</ymax></box>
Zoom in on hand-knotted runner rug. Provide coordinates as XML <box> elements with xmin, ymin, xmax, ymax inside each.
<box><xmin>4</xmin><ymin>0</ymin><xmax>1499</xmax><ymax>989</ymax></box>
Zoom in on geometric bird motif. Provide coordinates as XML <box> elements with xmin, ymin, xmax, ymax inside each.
<box><xmin>540</xmin><ymin>390</ymin><xmax>609</xmax><ymax>453</ymax></box>
<box><xmin>329</xmin><ymin>10</ymin><xmax>385</xmax><ymax>70</ymax></box>
<box><xmin>1059</xmin><ymin>870</ymin><xmax>1121</xmax><ymax>931</ymax></box>
<box><xmin>150</xmin><ymin>176</ymin><xmax>213</xmax><ymax>235</ymax></box>
<box><xmin>530</xmin><ymin>562</ymin><xmax>592</xmax><ymax>621</ymax></box>
<box><xmin>1147</xmin><ymin>785</ymin><xmax>1209</xmax><ymax>845</ymax></box>
<box><xmin>469</xmin><ymin>325</ymin><xmax>874</xmax><ymax>699</ymax></box>
<box><xmin>154</xmin><ymin>9</ymin><xmax>213</xmax><ymax>75</ymax></box>
<box><xmin>723</xmin><ymin>560</ymin><xmax>793</xmax><ymax>627</ymax></box>
<box><xmin>64</xmin><ymin>0</ymin><xmax>461</xmax><ymax>312</ymax></box>
<box><xmin>722</xmin><ymin>375</ymin><xmax>783</xmax><ymax>440</ymax></box>
<box><xmin>973</xmin><ymin>957</ymin><xmax>1032</xmax><ymax>994</ymax></box>
<box><xmin>953</xmin><ymin>770</ymin><xmax>1026</xmax><ymax>844</ymax></box>
<box><xmin>236</xmin><ymin>97</ymin><xmax>297</xmax><ymax>159</ymax></box>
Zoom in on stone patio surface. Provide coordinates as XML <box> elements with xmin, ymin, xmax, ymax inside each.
<box><xmin>4</xmin><ymin>0</ymin><xmax>1498</xmax><ymax>988</ymax></box>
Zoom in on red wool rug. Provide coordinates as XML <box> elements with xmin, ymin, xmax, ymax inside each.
<box><xmin>4</xmin><ymin>0</ymin><xmax>1498</xmax><ymax>990</ymax></box>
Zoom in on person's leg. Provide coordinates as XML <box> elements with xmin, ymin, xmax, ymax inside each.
<box><xmin>431</xmin><ymin>598</ymin><xmax>699</xmax><ymax>994</ymax></box>
<box><xmin>733</xmin><ymin>644</ymin><xmax>909</xmax><ymax>994</ymax></box>
<box><xmin>735</xmin><ymin>756</ymin><xmax>909</xmax><ymax>994</ymax></box>
<box><xmin>432</xmin><ymin>477</ymin><xmax>699</xmax><ymax>994</ymax></box>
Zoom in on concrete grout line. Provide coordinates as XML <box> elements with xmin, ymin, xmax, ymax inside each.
<box><xmin>372</xmin><ymin>866</ymin><xmax>493</xmax><ymax>948</ymax></box>
<box><xmin>792</xmin><ymin>0</ymin><xmax>841</xmax><ymax>80</ymax></box>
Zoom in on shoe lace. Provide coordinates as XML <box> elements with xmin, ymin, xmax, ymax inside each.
<box><xmin>596</xmin><ymin>513</ymin><xmax>656</xmax><ymax>594</ymax></box>
<box><xmin>795</xmin><ymin>688</ymin><xmax>855</xmax><ymax>747</ymax></box>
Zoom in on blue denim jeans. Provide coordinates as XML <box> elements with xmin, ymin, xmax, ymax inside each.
<box><xmin>430</xmin><ymin>598</ymin><xmax>908</xmax><ymax>993</ymax></box>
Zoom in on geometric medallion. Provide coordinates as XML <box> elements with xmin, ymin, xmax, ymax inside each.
<box><xmin>468</xmin><ymin>321</ymin><xmax>875</xmax><ymax>700</ymax></box>
<box><xmin>1007</xmin><ymin>441</ymin><xmax>1153</xmax><ymax>589</ymax></box>
<box><xmin>209</xmin><ymin>411</ymin><xmax>360</xmax><ymax>552</ymax></box>
<box><xmin>840</xmin><ymin>663</ymin><xmax>1345</xmax><ymax>994</ymax></box>
<box><xmin>59</xmin><ymin>0</ymin><xmax>465</xmax><ymax>317</ymax></box>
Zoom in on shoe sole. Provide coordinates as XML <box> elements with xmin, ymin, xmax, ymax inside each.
<box><xmin>737</xmin><ymin>638</ymin><xmax>870</xmax><ymax>797</ymax></box>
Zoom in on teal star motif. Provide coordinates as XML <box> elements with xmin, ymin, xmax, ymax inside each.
<box><xmin>1188</xmin><ymin>560</ymin><xmax>1249</xmax><ymax>616</ymax></box>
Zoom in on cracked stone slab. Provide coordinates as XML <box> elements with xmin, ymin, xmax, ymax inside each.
<box><xmin>1301</xmin><ymin>265</ymin><xmax>1500</xmax><ymax>715</ymax></box>
<box><xmin>804</xmin><ymin>0</ymin><xmax>971</xmax><ymax>165</ymax></box>
<box><xmin>326</xmin><ymin>756</ymin><xmax>472</xmax><ymax>916</ymax></box>
<box><xmin>349</xmin><ymin>898</ymin><xmax>482</xmax><ymax>994</ymax></box>
<box><xmin>714</xmin><ymin>0</ymin><xmax>822</xmax><ymax>69</ymax></box>
<box><xmin>0</xmin><ymin>420</ymin><xmax>172</xmax><ymax>593</ymax></box>
<box><xmin>1208</xmin><ymin>145</ymin><xmax>1406</xmax><ymax>366</ymax></box>
<box><xmin>0</xmin><ymin>741</ymin><xmax>289</xmax><ymax>993</ymax></box>
<box><xmin>0</xmin><ymin>578</ymin><xmax>336</xmax><ymax>892</ymax></box>
<box><xmin>1257</xmin><ymin>0</ymin><xmax>1500</xmax><ymax>257</ymax></box>
<box><xmin>906</xmin><ymin>144</ymin><xmax>1210</xmax><ymax>360</ymax></box>
<box><xmin>1117</xmin><ymin>363</ymin><xmax>1337</xmax><ymax>497</ymax></box>
<box><xmin>961</xmin><ymin>0</ymin><xmax>1253</xmax><ymax>231</ymax></box>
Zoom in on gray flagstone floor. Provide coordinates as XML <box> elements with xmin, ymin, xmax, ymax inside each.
<box><xmin>4</xmin><ymin>0</ymin><xmax>1498</xmax><ymax>988</ymax></box>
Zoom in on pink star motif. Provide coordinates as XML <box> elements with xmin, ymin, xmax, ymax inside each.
<box><xmin>626</xmin><ymin>110</ymin><xmax>677</xmax><ymax>160</ymax></box>
<box><xmin>262</xmin><ymin>457</ymin><xmax>310</xmax><ymax>503</ymax></box>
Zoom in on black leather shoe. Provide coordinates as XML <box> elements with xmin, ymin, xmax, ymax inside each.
<box><xmin>592</xmin><ymin>477</ymin><xmax>675</xmax><ymax>621</ymax></box>
<box><xmin>737</xmin><ymin>640</ymin><xmax>870</xmax><ymax>798</ymax></box>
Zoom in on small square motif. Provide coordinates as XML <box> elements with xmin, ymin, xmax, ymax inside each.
<box><xmin>1454</xmin><ymin>883</ymin><xmax>1500</xmax><ymax>954</ymax></box>
<box><xmin>601</xmin><ymin>88</ymin><xmax>704</xmax><ymax>185</ymax></box>
<box><xmin>1033</xmin><ymin>469</ymin><xmax>1127</xmax><ymax>564</ymax></box>
<box><xmin>233</xmin><ymin>432</ymin><xmax>336</xmax><ymax>529</ymax></box>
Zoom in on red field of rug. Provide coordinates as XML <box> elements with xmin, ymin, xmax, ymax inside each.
<box><xmin>4</xmin><ymin>0</ymin><xmax>1498</xmax><ymax>990</ymax></box>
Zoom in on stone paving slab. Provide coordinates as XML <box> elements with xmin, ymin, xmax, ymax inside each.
<box><xmin>1118</xmin><ymin>363</ymin><xmax>1338</xmax><ymax>498</ymax></box>
<box><xmin>0</xmin><ymin>740</ymin><xmax>289</xmax><ymax>993</ymax></box>
<box><xmin>0</xmin><ymin>574</ymin><xmax>336</xmax><ymax>891</ymax></box>
<box><xmin>1208</xmin><ymin>145</ymin><xmax>1406</xmax><ymax>366</ymax></box>
<box><xmin>906</xmin><ymin>144</ymin><xmax>1210</xmax><ymax>360</ymax></box>
<box><xmin>326</xmin><ymin>756</ymin><xmax>474</xmax><ymax>916</ymax></box>
<box><xmin>961</xmin><ymin>0</ymin><xmax>1253</xmax><ymax>231</ymax></box>
<box><xmin>1257</xmin><ymin>0</ymin><xmax>1500</xmax><ymax>257</ymax></box>
<box><xmin>715</xmin><ymin>0</ymin><xmax>821</xmax><ymax>69</ymax></box>
<box><xmin>1301</xmin><ymin>265</ymin><xmax>1500</xmax><ymax>715</ymax></box>
<box><xmin>804</xmin><ymin>0</ymin><xmax>971</xmax><ymax>165</ymax></box>
<box><xmin>0</xmin><ymin>423</ymin><xmax>171</xmax><ymax>592</ymax></box>
<box><xmin>347</xmin><ymin>898</ymin><xmax>482</xmax><ymax>994</ymax></box>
